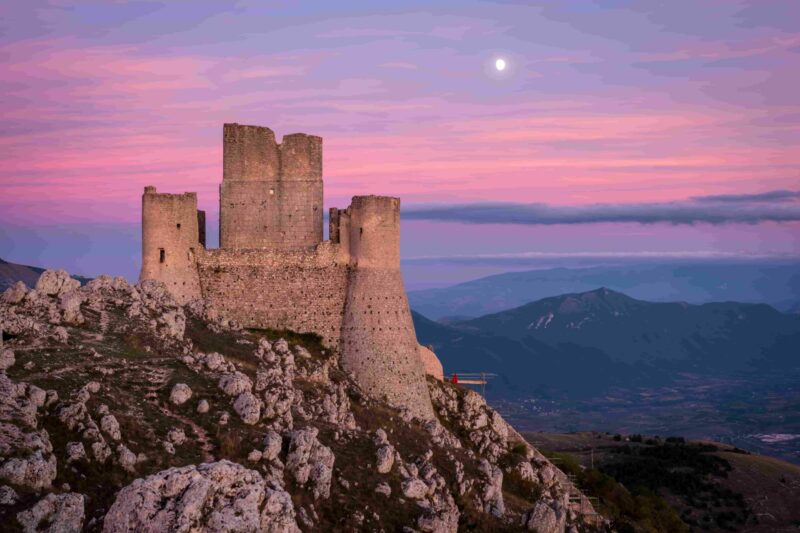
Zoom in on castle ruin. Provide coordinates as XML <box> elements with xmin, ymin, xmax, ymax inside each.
<box><xmin>140</xmin><ymin>123</ymin><xmax>435</xmax><ymax>420</ymax></box>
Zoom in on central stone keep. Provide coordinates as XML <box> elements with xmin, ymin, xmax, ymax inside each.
<box><xmin>220</xmin><ymin>124</ymin><xmax>323</xmax><ymax>250</ymax></box>
<box><xmin>139</xmin><ymin>123</ymin><xmax>435</xmax><ymax>420</ymax></box>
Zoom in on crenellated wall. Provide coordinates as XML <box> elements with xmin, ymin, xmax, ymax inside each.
<box><xmin>140</xmin><ymin>124</ymin><xmax>435</xmax><ymax>420</ymax></box>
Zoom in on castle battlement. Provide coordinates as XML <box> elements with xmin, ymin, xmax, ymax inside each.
<box><xmin>140</xmin><ymin>124</ymin><xmax>435</xmax><ymax>420</ymax></box>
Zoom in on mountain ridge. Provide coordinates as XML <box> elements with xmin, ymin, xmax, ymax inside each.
<box><xmin>408</xmin><ymin>263</ymin><xmax>800</xmax><ymax>319</ymax></box>
<box><xmin>413</xmin><ymin>287</ymin><xmax>800</xmax><ymax>395</ymax></box>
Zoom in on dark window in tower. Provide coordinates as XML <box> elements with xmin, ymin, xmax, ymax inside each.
<box><xmin>177</xmin><ymin>223</ymin><xmax>181</xmax><ymax>230</ymax></box>
<box><xmin>159</xmin><ymin>249</ymin><xmax>165</xmax><ymax>263</ymax></box>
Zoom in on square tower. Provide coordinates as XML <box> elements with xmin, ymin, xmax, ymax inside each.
<box><xmin>219</xmin><ymin>123</ymin><xmax>323</xmax><ymax>250</ymax></box>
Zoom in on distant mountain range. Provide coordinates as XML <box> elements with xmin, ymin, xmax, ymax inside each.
<box><xmin>0</xmin><ymin>257</ymin><xmax>91</xmax><ymax>291</ymax></box>
<box><xmin>408</xmin><ymin>262</ymin><xmax>800</xmax><ymax>320</ymax></box>
<box><xmin>413</xmin><ymin>288</ymin><xmax>800</xmax><ymax>399</ymax></box>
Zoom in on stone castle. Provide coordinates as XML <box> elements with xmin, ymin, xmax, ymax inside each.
<box><xmin>139</xmin><ymin>123</ymin><xmax>440</xmax><ymax>419</ymax></box>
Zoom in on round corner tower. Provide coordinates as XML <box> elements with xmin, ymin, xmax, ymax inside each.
<box><xmin>219</xmin><ymin>123</ymin><xmax>323</xmax><ymax>250</ymax></box>
<box><xmin>341</xmin><ymin>195</ymin><xmax>435</xmax><ymax>420</ymax></box>
<box><xmin>139</xmin><ymin>186</ymin><xmax>204</xmax><ymax>304</ymax></box>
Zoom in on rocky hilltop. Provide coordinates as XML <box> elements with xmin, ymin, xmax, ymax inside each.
<box><xmin>0</xmin><ymin>270</ymin><xmax>602</xmax><ymax>532</ymax></box>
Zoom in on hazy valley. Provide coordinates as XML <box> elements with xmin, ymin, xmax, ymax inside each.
<box><xmin>411</xmin><ymin>270</ymin><xmax>800</xmax><ymax>466</ymax></box>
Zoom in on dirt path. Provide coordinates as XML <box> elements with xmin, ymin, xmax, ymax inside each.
<box><xmin>150</xmin><ymin>401</ymin><xmax>215</xmax><ymax>462</ymax></box>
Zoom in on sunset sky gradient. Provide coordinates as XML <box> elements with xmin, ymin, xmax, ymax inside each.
<box><xmin>1</xmin><ymin>1</ymin><xmax>798</xmax><ymax>286</ymax></box>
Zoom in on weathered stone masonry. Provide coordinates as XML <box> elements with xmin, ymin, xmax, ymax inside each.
<box><xmin>140</xmin><ymin>123</ymin><xmax>435</xmax><ymax>419</ymax></box>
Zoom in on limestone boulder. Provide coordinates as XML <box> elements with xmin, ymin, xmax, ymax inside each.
<box><xmin>204</xmin><ymin>352</ymin><xmax>225</xmax><ymax>371</ymax></box>
<box><xmin>66</xmin><ymin>441</ymin><xmax>86</xmax><ymax>463</ymax></box>
<box><xmin>0</xmin><ymin>349</ymin><xmax>14</xmax><ymax>371</ymax></box>
<box><xmin>0</xmin><ymin>485</ymin><xmax>18</xmax><ymax>505</ymax></box>
<box><xmin>102</xmin><ymin>460</ymin><xmax>300</xmax><ymax>533</ymax></box>
<box><xmin>197</xmin><ymin>399</ymin><xmax>210</xmax><ymax>413</ymax></box>
<box><xmin>417</xmin><ymin>490</ymin><xmax>460</xmax><ymax>533</ymax></box>
<box><xmin>16</xmin><ymin>492</ymin><xmax>85</xmax><ymax>533</ymax></box>
<box><xmin>100</xmin><ymin>414</ymin><xmax>121</xmax><ymax>441</ymax></box>
<box><xmin>167</xmin><ymin>428</ymin><xmax>186</xmax><ymax>446</ymax></box>
<box><xmin>158</xmin><ymin>310</ymin><xmax>186</xmax><ymax>339</ymax></box>
<box><xmin>0</xmin><ymin>446</ymin><xmax>57</xmax><ymax>491</ymax></box>
<box><xmin>117</xmin><ymin>444</ymin><xmax>137</xmax><ymax>473</ymax></box>
<box><xmin>521</xmin><ymin>500</ymin><xmax>567</xmax><ymax>533</ymax></box>
<box><xmin>35</xmin><ymin>270</ymin><xmax>80</xmax><ymax>297</ymax></box>
<box><xmin>2</xmin><ymin>281</ymin><xmax>28</xmax><ymax>304</ymax></box>
<box><xmin>375</xmin><ymin>445</ymin><xmax>394</xmax><ymax>474</ymax></box>
<box><xmin>478</xmin><ymin>459</ymin><xmax>505</xmax><ymax>518</ymax></box>
<box><xmin>0</xmin><ymin>375</ymin><xmax>57</xmax><ymax>490</ymax></box>
<box><xmin>375</xmin><ymin>482</ymin><xmax>391</xmax><ymax>497</ymax></box>
<box><xmin>169</xmin><ymin>383</ymin><xmax>192</xmax><ymax>405</ymax></box>
<box><xmin>233</xmin><ymin>391</ymin><xmax>262</xmax><ymax>425</ymax></box>
<box><xmin>285</xmin><ymin>427</ymin><xmax>335</xmax><ymax>500</ymax></box>
<box><xmin>262</xmin><ymin>430</ymin><xmax>283</xmax><ymax>461</ymax></box>
<box><xmin>59</xmin><ymin>290</ymin><xmax>85</xmax><ymax>325</ymax></box>
<box><xmin>218</xmin><ymin>371</ymin><xmax>253</xmax><ymax>396</ymax></box>
<box><xmin>401</xmin><ymin>478</ymin><xmax>428</xmax><ymax>500</ymax></box>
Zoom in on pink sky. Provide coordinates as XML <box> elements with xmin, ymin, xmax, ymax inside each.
<box><xmin>0</xmin><ymin>1</ymin><xmax>798</xmax><ymax>281</ymax></box>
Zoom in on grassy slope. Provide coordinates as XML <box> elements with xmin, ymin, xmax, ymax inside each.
<box><xmin>524</xmin><ymin>431</ymin><xmax>800</xmax><ymax>533</ymax></box>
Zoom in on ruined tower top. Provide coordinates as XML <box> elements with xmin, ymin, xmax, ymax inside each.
<box><xmin>222</xmin><ymin>123</ymin><xmax>322</xmax><ymax>182</ymax></box>
<box><xmin>219</xmin><ymin>123</ymin><xmax>324</xmax><ymax>250</ymax></box>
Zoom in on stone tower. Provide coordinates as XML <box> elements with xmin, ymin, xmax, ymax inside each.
<box><xmin>341</xmin><ymin>196</ymin><xmax>435</xmax><ymax>420</ymax></box>
<box><xmin>219</xmin><ymin>123</ymin><xmax>323</xmax><ymax>250</ymax></box>
<box><xmin>139</xmin><ymin>187</ymin><xmax>205</xmax><ymax>304</ymax></box>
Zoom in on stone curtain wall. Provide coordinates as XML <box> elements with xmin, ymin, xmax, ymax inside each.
<box><xmin>220</xmin><ymin>124</ymin><xmax>323</xmax><ymax>251</ymax></box>
<box><xmin>140</xmin><ymin>187</ymin><xmax>203</xmax><ymax>304</ymax></box>
<box><xmin>197</xmin><ymin>244</ymin><xmax>348</xmax><ymax>348</ymax></box>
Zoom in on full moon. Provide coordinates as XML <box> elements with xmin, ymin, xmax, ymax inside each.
<box><xmin>495</xmin><ymin>58</ymin><xmax>507</xmax><ymax>71</ymax></box>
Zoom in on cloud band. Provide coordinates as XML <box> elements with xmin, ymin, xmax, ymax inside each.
<box><xmin>402</xmin><ymin>190</ymin><xmax>800</xmax><ymax>226</ymax></box>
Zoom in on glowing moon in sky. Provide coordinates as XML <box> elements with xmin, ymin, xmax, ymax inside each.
<box><xmin>495</xmin><ymin>58</ymin><xmax>507</xmax><ymax>71</ymax></box>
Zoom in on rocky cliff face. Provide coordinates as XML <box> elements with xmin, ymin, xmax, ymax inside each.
<box><xmin>0</xmin><ymin>270</ymin><xmax>603</xmax><ymax>532</ymax></box>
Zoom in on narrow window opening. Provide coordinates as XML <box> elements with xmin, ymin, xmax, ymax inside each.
<box><xmin>177</xmin><ymin>223</ymin><xmax>181</xmax><ymax>230</ymax></box>
<box><xmin>159</xmin><ymin>249</ymin><xmax>165</xmax><ymax>263</ymax></box>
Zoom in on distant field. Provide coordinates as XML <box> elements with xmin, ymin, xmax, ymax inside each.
<box><xmin>524</xmin><ymin>431</ymin><xmax>800</xmax><ymax>533</ymax></box>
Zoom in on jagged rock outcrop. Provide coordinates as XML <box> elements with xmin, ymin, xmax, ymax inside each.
<box><xmin>0</xmin><ymin>269</ymin><xmax>604</xmax><ymax>533</ymax></box>
<box><xmin>285</xmin><ymin>427</ymin><xmax>335</xmax><ymax>500</ymax></box>
<box><xmin>35</xmin><ymin>269</ymin><xmax>80</xmax><ymax>297</ymax></box>
<box><xmin>102</xmin><ymin>461</ymin><xmax>300</xmax><ymax>533</ymax></box>
<box><xmin>0</xmin><ymin>374</ymin><xmax>57</xmax><ymax>490</ymax></box>
<box><xmin>522</xmin><ymin>499</ymin><xmax>568</xmax><ymax>533</ymax></box>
